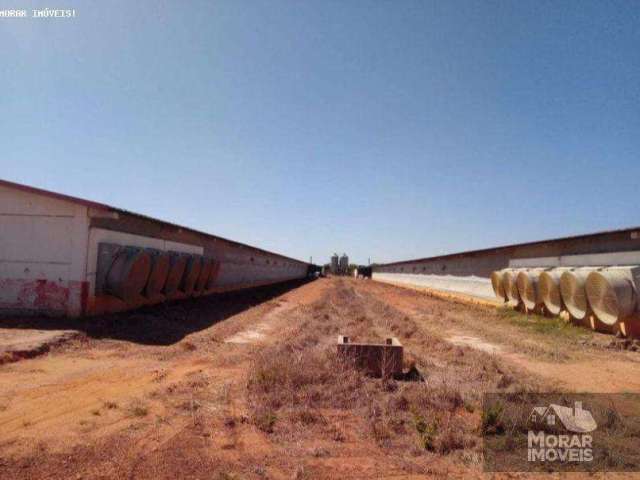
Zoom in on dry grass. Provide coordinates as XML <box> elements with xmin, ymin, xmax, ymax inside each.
<box><xmin>386</xmin><ymin>283</ymin><xmax>600</xmax><ymax>361</ymax></box>
<box><xmin>103</xmin><ymin>400</ymin><xmax>119</xmax><ymax>410</ymax></box>
<box><xmin>248</xmin><ymin>346</ymin><xmax>364</xmax><ymax>409</ymax></box>
<box><xmin>0</xmin><ymin>278</ymin><xmax>563</xmax><ymax>479</ymax></box>
<box><xmin>181</xmin><ymin>341</ymin><xmax>197</xmax><ymax>352</ymax></box>
<box><xmin>126</xmin><ymin>400</ymin><xmax>149</xmax><ymax>418</ymax></box>
<box><xmin>247</xmin><ymin>338</ymin><xmax>482</xmax><ymax>457</ymax></box>
<box><xmin>244</xmin><ymin>281</ymin><xmax>530</xmax><ymax>462</ymax></box>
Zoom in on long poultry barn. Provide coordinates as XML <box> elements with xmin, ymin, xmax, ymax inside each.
<box><xmin>372</xmin><ymin>227</ymin><xmax>640</xmax><ymax>336</ymax></box>
<box><xmin>0</xmin><ymin>179</ymin><xmax>312</xmax><ymax>318</ymax></box>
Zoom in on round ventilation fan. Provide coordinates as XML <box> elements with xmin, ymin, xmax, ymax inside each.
<box><xmin>491</xmin><ymin>270</ymin><xmax>506</xmax><ymax>301</ymax></box>
<box><xmin>517</xmin><ymin>270</ymin><xmax>542</xmax><ymax>310</ymax></box>
<box><xmin>585</xmin><ymin>269</ymin><xmax>636</xmax><ymax>326</ymax></box>
<box><xmin>560</xmin><ymin>269</ymin><xmax>592</xmax><ymax>320</ymax></box>
<box><xmin>502</xmin><ymin>269</ymin><xmax>520</xmax><ymax>305</ymax></box>
<box><xmin>539</xmin><ymin>269</ymin><xmax>570</xmax><ymax>316</ymax></box>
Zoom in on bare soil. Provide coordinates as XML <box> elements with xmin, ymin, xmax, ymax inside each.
<box><xmin>0</xmin><ymin>277</ymin><xmax>639</xmax><ymax>479</ymax></box>
<box><xmin>0</xmin><ymin>329</ymin><xmax>80</xmax><ymax>364</ymax></box>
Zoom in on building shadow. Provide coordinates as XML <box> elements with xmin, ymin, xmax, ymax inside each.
<box><xmin>0</xmin><ymin>278</ymin><xmax>314</xmax><ymax>346</ymax></box>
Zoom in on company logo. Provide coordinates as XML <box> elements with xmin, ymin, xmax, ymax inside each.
<box><xmin>483</xmin><ymin>393</ymin><xmax>640</xmax><ymax>472</ymax></box>
<box><xmin>527</xmin><ymin>401</ymin><xmax>596</xmax><ymax>463</ymax></box>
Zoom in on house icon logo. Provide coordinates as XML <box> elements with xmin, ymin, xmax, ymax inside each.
<box><xmin>528</xmin><ymin>401</ymin><xmax>597</xmax><ymax>433</ymax></box>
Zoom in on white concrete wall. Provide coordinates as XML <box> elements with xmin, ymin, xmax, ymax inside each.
<box><xmin>510</xmin><ymin>251</ymin><xmax>640</xmax><ymax>268</ymax></box>
<box><xmin>372</xmin><ymin>272</ymin><xmax>495</xmax><ymax>300</ymax></box>
<box><xmin>215</xmin><ymin>249</ymin><xmax>307</xmax><ymax>288</ymax></box>
<box><xmin>0</xmin><ymin>185</ymin><xmax>89</xmax><ymax>315</ymax></box>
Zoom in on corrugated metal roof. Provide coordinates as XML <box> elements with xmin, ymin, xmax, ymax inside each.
<box><xmin>377</xmin><ymin>226</ymin><xmax>640</xmax><ymax>267</ymax></box>
<box><xmin>1</xmin><ymin>178</ymin><xmax>114</xmax><ymax>212</ymax></box>
<box><xmin>0</xmin><ymin>178</ymin><xmax>309</xmax><ymax>265</ymax></box>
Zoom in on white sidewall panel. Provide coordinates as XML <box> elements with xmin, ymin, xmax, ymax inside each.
<box><xmin>0</xmin><ymin>185</ymin><xmax>90</xmax><ymax>315</ymax></box>
<box><xmin>372</xmin><ymin>272</ymin><xmax>495</xmax><ymax>300</ymax></box>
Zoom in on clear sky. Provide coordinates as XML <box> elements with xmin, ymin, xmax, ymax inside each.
<box><xmin>2</xmin><ymin>1</ymin><xmax>639</xmax><ymax>265</ymax></box>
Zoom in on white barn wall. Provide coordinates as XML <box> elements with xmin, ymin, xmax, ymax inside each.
<box><xmin>0</xmin><ymin>184</ymin><xmax>89</xmax><ymax>316</ymax></box>
<box><xmin>0</xmin><ymin>181</ymin><xmax>311</xmax><ymax>317</ymax></box>
<box><xmin>372</xmin><ymin>272</ymin><xmax>495</xmax><ymax>300</ymax></box>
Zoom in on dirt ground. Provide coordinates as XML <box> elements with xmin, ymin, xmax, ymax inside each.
<box><xmin>1</xmin><ymin>277</ymin><xmax>639</xmax><ymax>479</ymax></box>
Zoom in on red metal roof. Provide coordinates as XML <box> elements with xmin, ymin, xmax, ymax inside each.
<box><xmin>378</xmin><ymin>225</ymin><xmax>640</xmax><ymax>267</ymax></box>
<box><xmin>0</xmin><ymin>178</ymin><xmax>309</xmax><ymax>265</ymax></box>
<box><xmin>0</xmin><ymin>178</ymin><xmax>113</xmax><ymax>212</ymax></box>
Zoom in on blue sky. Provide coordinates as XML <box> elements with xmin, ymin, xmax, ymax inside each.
<box><xmin>2</xmin><ymin>1</ymin><xmax>639</xmax><ymax>265</ymax></box>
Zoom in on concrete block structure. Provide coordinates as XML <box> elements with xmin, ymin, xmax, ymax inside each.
<box><xmin>336</xmin><ymin>335</ymin><xmax>403</xmax><ymax>378</ymax></box>
<box><xmin>0</xmin><ymin>180</ymin><xmax>311</xmax><ymax>317</ymax></box>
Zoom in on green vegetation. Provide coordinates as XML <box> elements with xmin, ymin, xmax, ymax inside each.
<box><xmin>253</xmin><ymin>409</ymin><xmax>277</xmax><ymax>433</ymax></box>
<box><xmin>127</xmin><ymin>401</ymin><xmax>149</xmax><ymax>418</ymax></box>
<box><xmin>481</xmin><ymin>401</ymin><xmax>504</xmax><ymax>435</ymax></box>
<box><xmin>413</xmin><ymin>413</ymin><xmax>438</xmax><ymax>451</ymax></box>
<box><xmin>497</xmin><ymin>307</ymin><xmax>591</xmax><ymax>341</ymax></box>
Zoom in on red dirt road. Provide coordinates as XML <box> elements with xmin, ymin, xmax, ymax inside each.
<box><xmin>0</xmin><ymin>278</ymin><xmax>638</xmax><ymax>479</ymax></box>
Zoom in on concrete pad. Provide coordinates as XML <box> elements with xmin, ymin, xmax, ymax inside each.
<box><xmin>448</xmin><ymin>335</ymin><xmax>502</xmax><ymax>354</ymax></box>
<box><xmin>336</xmin><ymin>335</ymin><xmax>403</xmax><ymax>377</ymax></box>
